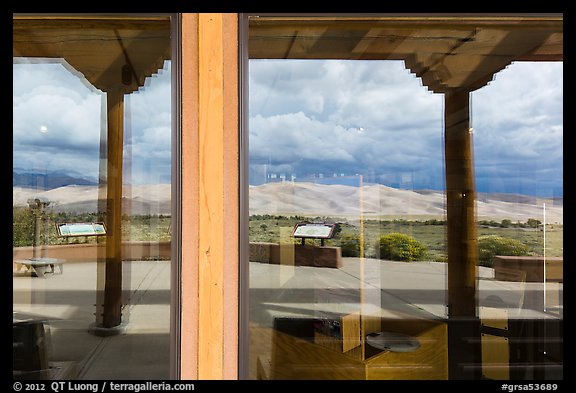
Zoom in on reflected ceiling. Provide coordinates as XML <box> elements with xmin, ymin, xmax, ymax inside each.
<box><xmin>13</xmin><ymin>18</ymin><xmax>171</xmax><ymax>94</ymax></box>
<box><xmin>249</xmin><ymin>16</ymin><xmax>563</xmax><ymax>93</ymax></box>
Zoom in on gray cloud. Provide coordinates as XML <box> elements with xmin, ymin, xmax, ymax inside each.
<box><xmin>13</xmin><ymin>60</ymin><xmax>172</xmax><ymax>185</ymax></box>
<box><xmin>471</xmin><ymin>61</ymin><xmax>563</xmax><ymax>196</ymax></box>
<box><xmin>249</xmin><ymin>60</ymin><xmax>446</xmax><ymax>188</ymax></box>
<box><xmin>13</xmin><ymin>58</ymin><xmax>562</xmax><ymax>197</ymax></box>
<box><xmin>249</xmin><ymin>59</ymin><xmax>562</xmax><ymax>196</ymax></box>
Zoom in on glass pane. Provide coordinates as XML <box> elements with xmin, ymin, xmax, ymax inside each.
<box><xmin>247</xmin><ymin>17</ymin><xmax>563</xmax><ymax>381</ymax></box>
<box><xmin>248</xmin><ymin>58</ymin><xmax>448</xmax><ymax>380</ymax></box>
<box><xmin>473</xmin><ymin>61</ymin><xmax>563</xmax><ymax>380</ymax></box>
<box><xmin>13</xmin><ymin>17</ymin><xmax>173</xmax><ymax>380</ymax></box>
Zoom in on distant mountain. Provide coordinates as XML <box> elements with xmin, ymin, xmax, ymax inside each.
<box><xmin>12</xmin><ymin>181</ymin><xmax>563</xmax><ymax>224</ymax></box>
<box><xmin>13</xmin><ymin>184</ymin><xmax>172</xmax><ymax>215</ymax></box>
<box><xmin>13</xmin><ymin>171</ymin><xmax>97</xmax><ymax>190</ymax></box>
<box><xmin>249</xmin><ymin>182</ymin><xmax>563</xmax><ymax>224</ymax></box>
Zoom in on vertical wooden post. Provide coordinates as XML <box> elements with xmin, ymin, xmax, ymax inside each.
<box><xmin>102</xmin><ymin>88</ymin><xmax>124</xmax><ymax>328</ymax></box>
<box><xmin>179</xmin><ymin>13</ymin><xmax>200</xmax><ymax>379</ymax></box>
<box><xmin>197</xmin><ymin>13</ymin><xmax>225</xmax><ymax>378</ymax></box>
<box><xmin>444</xmin><ymin>88</ymin><xmax>478</xmax><ymax>318</ymax></box>
<box><xmin>444</xmin><ymin>88</ymin><xmax>481</xmax><ymax>379</ymax></box>
<box><xmin>180</xmin><ymin>12</ymin><xmax>239</xmax><ymax>380</ymax></box>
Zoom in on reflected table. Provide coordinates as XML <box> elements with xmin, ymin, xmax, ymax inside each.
<box><xmin>14</xmin><ymin>258</ymin><xmax>65</xmax><ymax>278</ymax></box>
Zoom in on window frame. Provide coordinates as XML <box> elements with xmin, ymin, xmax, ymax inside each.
<box><xmin>237</xmin><ymin>12</ymin><xmax>563</xmax><ymax>380</ymax></box>
<box><xmin>12</xmin><ymin>12</ymin><xmax>182</xmax><ymax>380</ymax></box>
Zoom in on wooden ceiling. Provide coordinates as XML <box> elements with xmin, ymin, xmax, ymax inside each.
<box><xmin>12</xmin><ymin>15</ymin><xmax>562</xmax><ymax>95</ymax></box>
<box><xmin>248</xmin><ymin>16</ymin><xmax>563</xmax><ymax>93</ymax></box>
<box><xmin>13</xmin><ymin>18</ymin><xmax>172</xmax><ymax>94</ymax></box>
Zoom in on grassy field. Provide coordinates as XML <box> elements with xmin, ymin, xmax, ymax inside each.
<box><xmin>12</xmin><ymin>209</ymin><xmax>172</xmax><ymax>246</ymax></box>
<box><xmin>249</xmin><ymin>215</ymin><xmax>563</xmax><ymax>261</ymax></box>
<box><xmin>13</xmin><ymin>208</ymin><xmax>562</xmax><ymax>261</ymax></box>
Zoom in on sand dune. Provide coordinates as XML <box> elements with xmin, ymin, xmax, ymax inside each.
<box><xmin>250</xmin><ymin>182</ymin><xmax>562</xmax><ymax>223</ymax></box>
<box><xmin>13</xmin><ymin>182</ymin><xmax>562</xmax><ymax>223</ymax></box>
<box><xmin>12</xmin><ymin>184</ymin><xmax>172</xmax><ymax>215</ymax></box>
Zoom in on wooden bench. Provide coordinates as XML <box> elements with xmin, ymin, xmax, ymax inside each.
<box><xmin>493</xmin><ymin>256</ymin><xmax>563</xmax><ymax>282</ymax></box>
<box><xmin>14</xmin><ymin>257</ymin><xmax>66</xmax><ymax>278</ymax></box>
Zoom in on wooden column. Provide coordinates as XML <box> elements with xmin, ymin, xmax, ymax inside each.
<box><xmin>102</xmin><ymin>88</ymin><xmax>124</xmax><ymax>328</ymax></box>
<box><xmin>444</xmin><ymin>88</ymin><xmax>482</xmax><ymax>379</ymax></box>
<box><xmin>180</xmin><ymin>14</ymin><xmax>200</xmax><ymax>379</ymax></box>
<box><xmin>180</xmin><ymin>13</ymin><xmax>239</xmax><ymax>379</ymax></box>
<box><xmin>197</xmin><ymin>13</ymin><xmax>225</xmax><ymax>378</ymax></box>
<box><xmin>444</xmin><ymin>88</ymin><xmax>478</xmax><ymax>318</ymax></box>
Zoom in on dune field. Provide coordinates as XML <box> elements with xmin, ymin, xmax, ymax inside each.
<box><xmin>13</xmin><ymin>181</ymin><xmax>562</xmax><ymax>224</ymax></box>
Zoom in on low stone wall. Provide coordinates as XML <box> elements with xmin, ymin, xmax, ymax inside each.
<box><xmin>249</xmin><ymin>242</ymin><xmax>342</xmax><ymax>268</ymax></box>
<box><xmin>13</xmin><ymin>241</ymin><xmax>171</xmax><ymax>263</ymax></box>
<box><xmin>493</xmin><ymin>255</ymin><xmax>563</xmax><ymax>282</ymax></box>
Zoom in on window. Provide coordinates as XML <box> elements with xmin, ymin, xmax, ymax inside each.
<box><xmin>13</xmin><ymin>15</ymin><xmax>175</xmax><ymax>380</ymax></box>
<box><xmin>243</xmin><ymin>15</ymin><xmax>562</xmax><ymax>380</ymax></box>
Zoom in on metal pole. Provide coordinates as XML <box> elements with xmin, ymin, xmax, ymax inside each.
<box><xmin>28</xmin><ymin>198</ymin><xmax>49</xmax><ymax>260</ymax></box>
<box><xmin>33</xmin><ymin>209</ymin><xmax>41</xmax><ymax>259</ymax></box>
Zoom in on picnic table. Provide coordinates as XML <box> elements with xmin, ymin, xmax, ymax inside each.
<box><xmin>14</xmin><ymin>257</ymin><xmax>65</xmax><ymax>278</ymax></box>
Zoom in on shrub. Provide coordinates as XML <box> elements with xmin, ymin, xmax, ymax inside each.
<box><xmin>13</xmin><ymin>207</ymin><xmax>35</xmax><ymax>247</ymax></box>
<box><xmin>338</xmin><ymin>233</ymin><xmax>361</xmax><ymax>257</ymax></box>
<box><xmin>377</xmin><ymin>233</ymin><xmax>427</xmax><ymax>261</ymax></box>
<box><xmin>478</xmin><ymin>235</ymin><xmax>529</xmax><ymax>267</ymax></box>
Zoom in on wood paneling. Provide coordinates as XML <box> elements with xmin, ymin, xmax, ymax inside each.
<box><xmin>267</xmin><ymin>318</ymin><xmax>448</xmax><ymax>380</ymax></box>
<box><xmin>365</xmin><ymin>321</ymin><xmax>448</xmax><ymax>380</ymax></box>
<box><xmin>221</xmin><ymin>13</ymin><xmax>240</xmax><ymax>380</ymax></box>
<box><xmin>180</xmin><ymin>13</ymin><xmax>200</xmax><ymax>380</ymax></box>
<box><xmin>198</xmin><ymin>12</ymin><xmax>225</xmax><ymax>379</ymax></box>
<box><xmin>481</xmin><ymin>334</ymin><xmax>510</xmax><ymax>380</ymax></box>
<box><xmin>180</xmin><ymin>13</ymin><xmax>239</xmax><ymax>380</ymax></box>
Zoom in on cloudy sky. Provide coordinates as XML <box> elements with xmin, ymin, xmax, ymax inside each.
<box><xmin>249</xmin><ymin>59</ymin><xmax>563</xmax><ymax>197</ymax></box>
<box><xmin>13</xmin><ymin>58</ymin><xmax>562</xmax><ymax>197</ymax></box>
<box><xmin>13</xmin><ymin>59</ymin><xmax>172</xmax><ymax>185</ymax></box>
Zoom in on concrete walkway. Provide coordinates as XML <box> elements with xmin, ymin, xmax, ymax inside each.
<box><xmin>13</xmin><ymin>260</ymin><xmax>171</xmax><ymax>380</ymax></box>
<box><xmin>250</xmin><ymin>258</ymin><xmax>562</xmax><ymax>326</ymax></box>
<box><xmin>13</xmin><ymin>257</ymin><xmax>562</xmax><ymax>379</ymax></box>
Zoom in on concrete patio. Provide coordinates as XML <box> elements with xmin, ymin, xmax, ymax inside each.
<box><xmin>13</xmin><ymin>260</ymin><xmax>171</xmax><ymax>380</ymax></box>
<box><xmin>13</xmin><ymin>257</ymin><xmax>562</xmax><ymax>379</ymax></box>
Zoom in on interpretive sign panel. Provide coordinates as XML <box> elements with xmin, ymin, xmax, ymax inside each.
<box><xmin>56</xmin><ymin>222</ymin><xmax>107</xmax><ymax>237</ymax></box>
<box><xmin>291</xmin><ymin>223</ymin><xmax>335</xmax><ymax>239</ymax></box>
